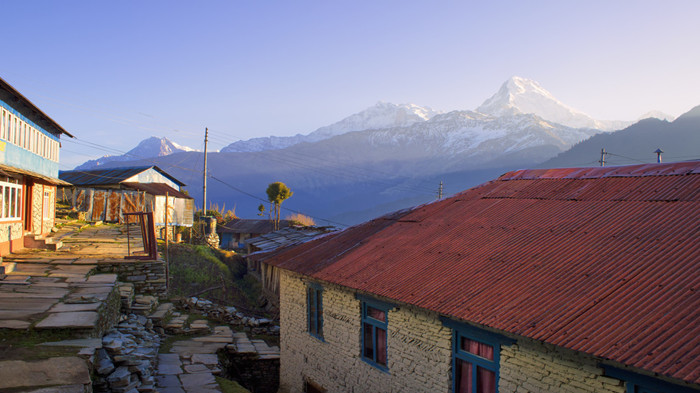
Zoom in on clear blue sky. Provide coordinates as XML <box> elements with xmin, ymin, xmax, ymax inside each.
<box><xmin>1</xmin><ymin>0</ymin><xmax>698</xmax><ymax>169</ymax></box>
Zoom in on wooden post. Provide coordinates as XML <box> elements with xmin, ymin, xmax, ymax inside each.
<box><xmin>164</xmin><ymin>192</ymin><xmax>170</xmax><ymax>291</ymax></box>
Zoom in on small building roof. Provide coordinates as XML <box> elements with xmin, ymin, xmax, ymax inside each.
<box><xmin>257</xmin><ymin>161</ymin><xmax>700</xmax><ymax>386</ymax></box>
<box><xmin>59</xmin><ymin>166</ymin><xmax>185</xmax><ymax>187</ymax></box>
<box><xmin>121</xmin><ymin>182</ymin><xmax>192</xmax><ymax>199</ymax></box>
<box><xmin>0</xmin><ymin>76</ymin><xmax>73</xmax><ymax>138</ymax></box>
<box><xmin>218</xmin><ymin>219</ymin><xmax>292</xmax><ymax>235</ymax></box>
<box><xmin>244</xmin><ymin>227</ymin><xmax>333</xmax><ymax>253</ymax></box>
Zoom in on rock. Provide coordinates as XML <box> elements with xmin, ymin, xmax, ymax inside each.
<box><xmin>107</xmin><ymin>366</ymin><xmax>132</xmax><ymax>387</ymax></box>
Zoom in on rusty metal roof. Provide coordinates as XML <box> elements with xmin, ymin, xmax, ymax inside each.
<box><xmin>121</xmin><ymin>182</ymin><xmax>192</xmax><ymax>199</ymax></box>
<box><xmin>59</xmin><ymin>166</ymin><xmax>185</xmax><ymax>187</ymax></box>
<box><xmin>259</xmin><ymin>161</ymin><xmax>700</xmax><ymax>385</ymax></box>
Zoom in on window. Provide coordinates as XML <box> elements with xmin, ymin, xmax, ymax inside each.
<box><xmin>442</xmin><ymin>318</ymin><xmax>514</xmax><ymax>393</ymax></box>
<box><xmin>43</xmin><ymin>190</ymin><xmax>51</xmax><ymax>219</ymax></box>
<box><xmin>454</xmin><ymin>335</ymin><xmax>498</xmax><ymax>393</ymax></box>
<box><xmin>0</xmin><ymin>178</ymin><xmax>22</xmax><ymax>220</ymax></box>
<box><xmin>307</xmin><ymin>283</ymin><xmax>323</xmax><ymax>339</ymax></box>
<box><xmin>361</xmin><ymin>299</ymin><xmax>390</xmax><ymax>370</ymax></box>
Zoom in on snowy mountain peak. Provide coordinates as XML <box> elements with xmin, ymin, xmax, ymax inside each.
<box><xmin>309</xmin><ymin>102</ymin><xmax>439</xmax><ymax>139</ymax></box>
<box><xmin>221</xmin><ymin>102</ymin><xmax>439</xmax><ymax>153</ymax></box>
<box><xmin>477</xmin><ymin>76</ymin><xmax>630</xmax><ymax>131</ymax></box>
<box><xmin>131</xmin><ymin>136</ymin><xmax>196</xmax><ymax>157</ymax></box>
<box><xmin>74</xmin><ymin>136</ymin><xmax>196</xmax><ymax>170</ymax></box>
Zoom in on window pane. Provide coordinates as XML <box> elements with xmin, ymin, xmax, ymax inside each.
<box><xmin>461</xmin><ymin>337</ymin><xmax>494</xmax><ymax>360</ymax></box>
<box><xmin>308</xmin><ymin>289</ymin><xmax>317</xmax><ymax>334</ymax></box>
<box><xmin>363</xmin><ymin>323</ymin><xmax>374</xmax><ymax>359</ymax></box>
<box><xmin>376</xmin><ymin>327</ymin><xmax>387</xmax><ymax>366</ymax></box>
<box><xmin>10</xmin><ymin>188</ymin><xmax>16</xmax><ymax>218</ymax></box>
<box><xmin>316</xmin><ymin>291</ymin><xmax>323</xmax><ymax>336</ymax></box>
<box><xmin>367</xmin><ymin>306</ymin><xmax>386</xmax><ymax>322</ymax></box>
<box><xmin>477</xmin><ymin>366</ymin><xmax>496</xmax><ymax>393</ymax></box>
<box><xmin>456</xmin><ymin>359</ymin><xmax>473</xmax><ymax>393</ymax></box>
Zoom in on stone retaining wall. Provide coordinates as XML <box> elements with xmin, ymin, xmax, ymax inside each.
<box><xmin>96</xmin><ymin>260</ymin><xmax>167</xmax><ymax>299</ymax></box>
<box><xmin>278</xmin><ymin>270</ymin><xmax>630</xmax><ymax>393</ymax></box>
<box><xmin>219</xmin><ymin>352</ymin><xmax>279</xmax><ymax>393</ymax></box>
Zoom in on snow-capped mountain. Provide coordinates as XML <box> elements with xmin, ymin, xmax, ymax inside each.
<box><xmin>75</xmin><ymin>137</ymin><xmax>196</xmax><ymax>170</ymax></box>
<box><xmin>220</xmin><ymin>102</ymin><xmax>438</xmax><ymax>153</ymax></box>
<box><xmin>476</xmin><ymin>76</ymin><xmax>632</xmax><ymax>131</ymax></box>
<box><xmin>637</xmin><ymin>110</ymin><xmax>675</xmax><ymax>122</ymax></box>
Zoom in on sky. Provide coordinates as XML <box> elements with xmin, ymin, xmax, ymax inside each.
<box><xmin>1</xmin><ymin>0</ymin><xmax>699</xmax><ymax>169</ymax></box>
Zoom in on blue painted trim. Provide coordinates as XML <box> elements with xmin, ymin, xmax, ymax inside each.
<box><xmin>0</xmin><ymin>100</ymin><xmax>60</xmax><ymax>141</ymax></box>
<box><xmin>355</xmin><ymin>293</ymin><xmax>397</xmax><ymax>311</ymax></box>
<box><xmin>603</xmin><ymin>366</ymin><xmax>700</xmax><ymax>393</ymax></box>
<box><xmin>306</xmin><ymin>283</ymin><xmax>324</xmax><ymax>341</ymax></box>
<box><xmin>440</xmin><ymin>317</ymin><xmax>516</xmax><ymax>346</ymax></box>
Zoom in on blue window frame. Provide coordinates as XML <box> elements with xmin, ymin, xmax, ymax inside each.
<box><xmin>307</xmin><ymin>283</ymin><xmax>323</xmax><ymax>340</ymax></box>
<box><xmin>358</xmin><ymin>295</ymin><xmax>393</xmax><ymax>371</ymax></box>
<box><xmin>604</xmin><ymin>366</ymin><xmax>698</xmax><ymax>393</ymax></box>
<box><xmin>442</xmin><ymin>318</ymin><xmax>514</xmax><ymax>393</ymax></box>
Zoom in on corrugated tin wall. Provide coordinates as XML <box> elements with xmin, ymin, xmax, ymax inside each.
<box><xmin>61</xmin><ymin>187</ymin><xmax>192</xmax><ymax>226</ymax></box>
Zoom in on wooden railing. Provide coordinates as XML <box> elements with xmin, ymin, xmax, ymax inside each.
<box><xmin>124</xmin><ymin>212</ymin><xmax>158</xmax><ymax>260</ymax></box>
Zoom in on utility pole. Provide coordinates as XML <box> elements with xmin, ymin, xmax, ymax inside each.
<box><xmin>599</xmin><ymin>148</ymin><xmax>607</xmax><ymax>167</ymax></box>
<box><xmin>437</xmin><ymin>181</ymin><xmax>444</xmax><ymax>200</ymax></box>
<box><xmin>202</xmin><ymin>127</ymin><xmax>208</xmax><ymax>213</ymax></box>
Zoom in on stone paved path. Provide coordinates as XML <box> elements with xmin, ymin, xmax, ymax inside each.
<box><xmin>156</xmin><ymin>325</ymin><xmax>233</xmax><ymax>393</ymax></box>
<box><xmin>0</xmin><ymin>223</ymin><xmax>156</xmax><ymax>392</ymax></box>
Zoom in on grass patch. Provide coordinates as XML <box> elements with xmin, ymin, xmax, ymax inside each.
<box><xmin>216</xmin><ymin>377</ymin><xmax>251</xmax><ymax>393</ymax></box>
<box><xmin>0</xmin><ymin>329</ymin><xmax>88</xmax><ymax>361</ymax></box>
<box><xmin>166</xmin><ymin>243</ymin><xmax>264</xmax><ymax>311</ymax></box>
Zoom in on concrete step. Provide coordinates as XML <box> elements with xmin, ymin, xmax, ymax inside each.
<box><xmin>23</xmin><ymin>234</ymin><xmax>63</xmax><ymax>251</ymax></box>
<box><xmin>1</xmin><ymin>261</ymin><xmax>16</xmax><ymax>274</ymax></box>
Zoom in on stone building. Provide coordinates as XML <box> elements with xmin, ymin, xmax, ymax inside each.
<box><xmin>0</xmin><ymin>76</ymin><xmax>73</xmax><ymax>256</ymax></box>
<box><xmin>254</xmin><ymin>162</ymin><xmax>700</xmax><ymax>393</ymax></box>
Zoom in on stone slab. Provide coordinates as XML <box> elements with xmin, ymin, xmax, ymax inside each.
<box><xmin>0</xmin><ymin>357</ymin><xmax>90</xmax><ymax>389</ymax></box>
<box><xmin>191</xmin><ymin>354</ymin><xmax>219</xmax><ymax>365</ymax></box>
<box><xmin>0</xmin><ymin>319</ymin><xmax>30</xmax><ymax>329</ymax></box>
<box><xmin>48</xmin><ymin>302</ymin><xmax>101</xmax><ymax>312</ymax></box>
<box><xmin>35</xmin><ymin>311</ymin><xmax>99</xmax><ymax>329</ymax></box>
<box><xmin>156</xmin><ymin>374</ymin><xmax>182</xmax><ymax>387</ymax></box>
<box><xmin>179</xmin><ymin>372</ymin><xmax>216</xmax><ymax>388</ymax></box>
<box><xmin>39</xmin><ymin>338</ymin><xmax>103</xmax><ymax>348</ymax></box>
<box><xmin>183</xmin><ymin>363</ymin><xmax>210</xmax><ymax>373</ymax></box>
<box><xmin>157</xmin><ymin>363</ymin><xmax>183</xmax><ymax>375</ymax></box>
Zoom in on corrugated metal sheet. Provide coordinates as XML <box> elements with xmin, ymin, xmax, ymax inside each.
<box><xmin>218</xmin><ymin>219</ymin><xmax>293</xmax><ymax>235</ymax></box>
<box><xmin>121</xmin><ymin>182</ymin><xmax>192</xmax><ymax>199</ymax></box>
<box><xmin>59</xmin><ymin>166</ymin><xmax>186</xmax><ymax>187</ymax></box>
<box><xmin>258</xmin><ymin>161</ymin><xmax>700</xmax><ymax>385</ymax></box>
<box><xmin>244</xmin><ymin>227</ymin><xmax>331</xmax><ymax>252</ymax></box>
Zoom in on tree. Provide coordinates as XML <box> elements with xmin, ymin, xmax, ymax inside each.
<box><xmin>266</xmin><ymin>182</ymin><xmax>293</xmax><ymax>230</ymax></box>
<box><xmin>257</xmin><ymin>203</ymin><xmax>266</xmax><ymax>217</ymax></box>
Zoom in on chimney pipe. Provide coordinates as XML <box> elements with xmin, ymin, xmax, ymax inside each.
<box><xmin>654</xmin><ymin>148</ymin><xmax>663</xmax><ymax>163</ymax></box>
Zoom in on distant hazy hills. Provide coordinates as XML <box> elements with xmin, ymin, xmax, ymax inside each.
<box><xmin>542</xmin><ymin>105</ymin><xmax>700</xmax><ymax>168</ymax></box>
<box><xmin>73</xmin><ymin>77</ymin><xmax>691</xmax><ymax>225</ymax></box>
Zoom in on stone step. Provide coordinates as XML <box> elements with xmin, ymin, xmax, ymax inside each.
<box><xmin>148</xmin><ymin>302</ymin><xmax>174</xmax><ymax>326</ymax></box>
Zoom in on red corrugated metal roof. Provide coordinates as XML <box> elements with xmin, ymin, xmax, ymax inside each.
<box><xmin>259</xmin><ymin>161</ymin><xmax>700</xmax><ymax>385</ymax></box>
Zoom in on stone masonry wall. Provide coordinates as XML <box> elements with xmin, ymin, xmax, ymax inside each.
<box><xmin>32</xmin><ymin>183</ymin><xmax>43</xmax><ymax>235</ymax></box>
<box><xmin>96</xmin><ymin>260</ymin><xmax>167</xmax><ymax>299</ymax></box>
<box><xmin>499</xmin><ymin>340</ymin><xmax>626</xmax><ymax>393</ymax></box>
<box><xmin>279</xmin><ymin>270</ymin><xmax>631</xmax><ymax>393</ymax></box>
<box><xmin>278</xmin><ymin>270</ymin><xmax>452</xmax><ymax>393</ymax></box>
<box><xmin>42</xmin><ymin>185</ymin><xmax>55</xmax><ymax>234</ymax></box>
